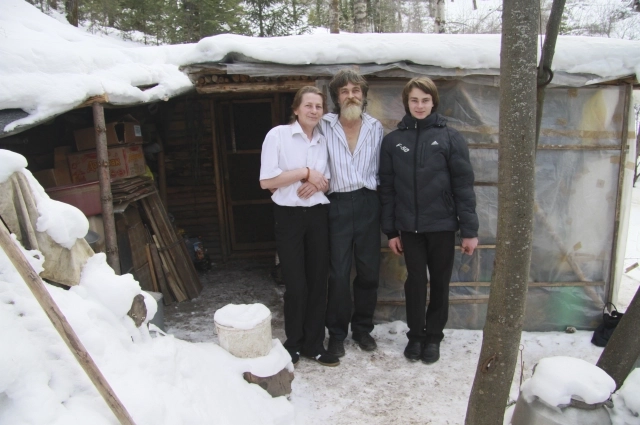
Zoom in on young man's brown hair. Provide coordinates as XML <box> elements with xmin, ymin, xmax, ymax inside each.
<box><xmin>402</xmin><ymin>77</ymin><xmax>440</xmax><ymax>115</ymax></box>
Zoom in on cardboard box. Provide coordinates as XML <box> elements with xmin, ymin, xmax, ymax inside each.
<box><xmin>33</xmin><ymin>168</ymin><xmax>72</xmax><ymax>189</ymax></box>
<box><xmin>68</xmin><ymin>145</ymin><xmax>146</xmax><ymax>184</ymax></box>
<box><xmin>46</xmin><ymin>181</ymin><xmax>101</xmax><ymax>216</ymax></box>
<box><xmin>74</xmin><ymin>115</ymin><xmax>144</xmax><ymax>151</ymax></box>
<box><xmin>54</xmin><ymin>146</ymin><xmax>71</xmax><ymax>169</ymax></box>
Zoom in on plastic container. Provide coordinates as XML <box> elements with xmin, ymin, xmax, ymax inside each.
<box><xmin>47</xmin><ymin>181</ymin><xmax>101</xmax><ymax>216</ymax></box>
<box><xmin>214</xmin><ymin>304</ymin><xmax>272</xmax><ymax>358</ymax></box>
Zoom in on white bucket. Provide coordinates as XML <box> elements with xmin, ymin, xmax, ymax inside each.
<box><xmin>214</xmin><ymin>304</ymin><xmax>272</xmax><ymax>358</ymax></box>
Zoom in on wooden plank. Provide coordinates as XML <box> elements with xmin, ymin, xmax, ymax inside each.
<box><xmin>145</xmin><ymin>244</ymin><xmax>159</xmax><ymax>293</ymax></box>
<box><xmin>140</xmin><ymin>197</ymin><xmax>188</xmax><ymax>302</ymax></box>
<box><xmin>147</xmin><ymin>194</ymin><xmax>202</xmax><ymax>297</ymax></box>
<box><xmin>153</xmin><ymin>234</ymin><xmax>188</xmax><ymax>302</ymax></box>
<box><xmin>197</xmin><ymin>80</ymin><xmax>310</xmax><ymax>94</ymax></box>
<box><xmin>0</xmin><ymin>223</ymin><xmax>137</xmax><ymax>425</ymax></box>
<box><xmin>147</xmin><ymin>238</ymin><xmax>173</xmax><ymax>305</ymax></box>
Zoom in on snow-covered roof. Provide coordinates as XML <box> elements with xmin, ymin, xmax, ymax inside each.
<box><xmin>1</xmin><ymin>0</ymin><xmax>640</xmax><ymax>137</ymax></box>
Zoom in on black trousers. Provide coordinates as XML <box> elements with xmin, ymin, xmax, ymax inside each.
<box><xmin>325</xmin><ymin>188</ymin><xmax>380</xmax><ymax>340</ymax></box>
<box><xmin>274</xmin><ymin>204</ymin><xmax>329</xmax><ymax>356</ymax></box>
<box><xmin>401</xmin><ymin>230</ymin><xmax>455</xmax><ymax>344</ymax></box>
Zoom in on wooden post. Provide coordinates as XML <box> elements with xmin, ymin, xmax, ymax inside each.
<box><xmin>607</xmin><ymin>82</ymin><xmax>633</xmax><ymax>303</ymax></box>
<box><xmin>0</xmin><ymin>224</ymin><xmax>137</xmax><ymax>425</ymax></box>
<box><xmin>93</xmin><ymin>102</ymin><xmax>120</xmax><ymax>274</ymax></box>
<box><xmin>210</xmin><ymin>100</ymin><xmax>229</xmax><ymax>262</ymax></box>
<box><xmin>157</xmin><ymin>137</ymin><xmax>167</xmax><ymax>207</ymax></box>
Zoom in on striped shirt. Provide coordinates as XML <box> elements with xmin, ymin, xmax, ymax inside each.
<box><xmin>321</xmin><ymin>112</ymin><xmax>384</xmax><ymax>194</ymax></box>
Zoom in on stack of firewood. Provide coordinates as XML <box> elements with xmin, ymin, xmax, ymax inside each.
<box><xmin>138</xmin><ymin>191</ymin><xmax>202</xmax><ymax>304</ymax></box>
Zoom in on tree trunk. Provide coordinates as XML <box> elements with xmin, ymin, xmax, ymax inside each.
<box><xmin>434</xmin><ymin>0</ymin><xmax>446</xmax><ymax>33</ymax></box>
<box><xmin>353</xmin><ymin>0</ymin><xmax>367</xmax><ymax>33</ymax></box>
<box><xmin>464</xmin><ymin>1</ymin><xmax>539</xmax><ymax>424</ymax></box>
<box><xmin>329</xmin><ymin>0</ymin><xmax>339</xmax><ymax>33</ymax></box>
<box><xmin>535</xmin><ymin>0</ymin><xmax>566</xmax><ymax>147</ymax></box>
<box><xmin>65</xmin><ymin>0</ymin><xmax>78</xmax><ymax>27</ymax></box>
<box><xmin>597</xmin><ymin>287</ymin><xmax>640</xmax><ymax>389</ymax></box>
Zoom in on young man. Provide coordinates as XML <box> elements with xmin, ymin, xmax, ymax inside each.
<box><xmin>379</xmin><ymin>77</ymin><xmax>479</xmax><ymax>364</ymax></box>
<box><xmin>321</xmin><ymin>69</ymin><xmax>384</xmax><ymax>357</ymax></box>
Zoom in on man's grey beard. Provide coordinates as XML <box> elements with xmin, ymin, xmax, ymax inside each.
<box><xmin>340</xmin><ymin>103</ymin><xmax>362</xmax><ymax>121</ymax></box>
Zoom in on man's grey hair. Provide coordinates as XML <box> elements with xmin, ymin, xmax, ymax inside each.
<box><xmin>328</xmin><ymin>69</ymin><xmax>369</xmax><ymax>114</ymax></box>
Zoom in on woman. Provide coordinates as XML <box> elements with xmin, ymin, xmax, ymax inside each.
<box><xmin>259</xmin><ymin>86</ymin><xmax>339</xmax><ymax>367</ymax></box>
<box><xmin>379</xmin><ymin>77</ymin><xmax>479</xmax><ymax>364</ymax></box>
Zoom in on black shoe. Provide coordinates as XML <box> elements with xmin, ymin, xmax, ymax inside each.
<box><xmin>288</xmin><ymin>351</ymin><xmax>300</xmax><ymax>365</ymax></box>
<box><xmin>421</xmin><ymin>342</ymin><xmax>440</xmax><ymax>364</ymax></box>
<box><xmin>327</xmin><ymin>337</ymin><xmax>346</xmax><ymax>358</ymax></box>
<box><xmin>303</xmin><ymin>351</ymin><xmax>340</xmax><ymax>367</ymax></box>
<box><xmin>352</xmin><ymin>332</ymin><xmax>377</xmax><ymax>351</ymax></box>
<box><xmin>404</xmin><ymin>341</ymin><xmax>422</xmax><ymax>361</ymax></box>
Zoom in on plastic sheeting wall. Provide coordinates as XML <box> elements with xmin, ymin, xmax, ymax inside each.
<box><xmin>329</xmin><ymin>79</ymin><xmax>627</xmax><ymax>331</ymax></box>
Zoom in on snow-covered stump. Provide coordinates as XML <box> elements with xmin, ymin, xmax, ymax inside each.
<box><xmin>214</xmin><ymin>304</ymin><xmax>293</xmax><ymax>397</ymax></box>
<box><xmin>511</xmin><ymin>356</ymin><xmax>615</xmax><ymax>425</ymax></box>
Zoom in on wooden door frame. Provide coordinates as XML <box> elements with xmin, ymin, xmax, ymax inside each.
<box><xmin>216</xmin><ymin>97</ymin><xmax>277</xmax><ymax>252</ymax></box>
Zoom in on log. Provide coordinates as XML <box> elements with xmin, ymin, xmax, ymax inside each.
<box><xmin>0</xmin><ymin>223</ymin><xmax>137</xmax><ymax>425</ymax></box>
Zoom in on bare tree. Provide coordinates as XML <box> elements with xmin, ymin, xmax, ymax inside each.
<box><xmin>434</xmin><ymin>0</ymin><xmax>446</xmax><ymax>33</ymax></box>
<box><xmin>354</xmin><ymin>0</ymin><xmax>368</xmax><ymax>32</ymax></box>
<box><xmin>65</xmin><ymin>0</ymin><xmax>78</xmax><ymax>27</ymax></box>
<box><xmin>597</xmin><ymin>287</ymin><xmax>640</xmax><ymax>389</ymax></box>
<box><xmin>464</xmin><ymin>0</ymin><xmax>540</xmax><ymax>423</ymax></box>
<box><xmin>329</xmin><ymin>0</ymin><xmax>339</xmax><ymax>33</ymax></box>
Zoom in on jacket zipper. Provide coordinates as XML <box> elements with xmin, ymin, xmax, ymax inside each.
<box><xmin>413</xmin><ymin>121</ymin><xmax>419</xmax><ymax>233</ymax></box>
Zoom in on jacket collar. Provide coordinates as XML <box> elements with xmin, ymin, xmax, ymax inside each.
<box><xmin>398</xmin><ymin>113</ymin><xmax>445</xmax><ymax>130</ymax></box>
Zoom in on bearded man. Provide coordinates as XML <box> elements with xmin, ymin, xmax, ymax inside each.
<box><xmin>321</xmin><ymin>69</ymin><xmax>384</xmax><ymax>357</ymax></box>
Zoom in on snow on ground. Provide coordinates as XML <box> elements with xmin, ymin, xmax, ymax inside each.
<box><xmin>163</xmin><ymin>186</ymin><xmax>640</xmax><ymax>425</ymax></box>
<box><xmin>3</xmin><ymin>156</ymin><xmax>637</xmax><ymax>424</ymax></box>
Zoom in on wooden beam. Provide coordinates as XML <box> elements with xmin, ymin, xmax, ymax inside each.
<box><xmin>468</xmin><ymin>143</ymin><xmax>623</xmax><ymax>151</ymax></box>
<box><xmin>210</xmin><ymin>100</ymin><xmax>229</xmax><ymax>262</ymax></box>
<box><xmin>76</xmin><ymin>94</ymin><xmax>109</xmax><ymax>109</ymax></box>
<box><xmin>608</xmin><ymin>82</ymin><xmax>634</xmax><ymax>303</ymax></box>
<box><xmin>0</xmin><ymin>223</ymin><xmax>137</xmax><ymax>425</ymax></box>
<box><xmin>93</xmin><ymin>102</ymin><xmax>120</xmax><ymax>274</ymax></box>
<box><xmin>197</xmin><ymin>80</ymin><xmax>311</xmax><ymax>94</ymax></box>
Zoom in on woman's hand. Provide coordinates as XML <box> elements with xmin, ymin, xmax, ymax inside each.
<box><xmin>388</xmin><ymin>237</ymin><xmax>403</xmax><ymax>256</ymax></box>
<box><xmin>297</xmin><ymin>182</ymin><xmax>319</xmax><ymax>199</ymax></box>
<box><xmin>307</xmin><ymin>169</ymin><xmax>328</xmax><ymax>192</ymax></box>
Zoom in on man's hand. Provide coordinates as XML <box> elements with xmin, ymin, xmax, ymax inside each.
<box><xmin>461</xmin><ymin>237</ymin><xmax>478</xmax><ymax>255</ymax></box>
<box><xmin>388</xmin><ymin>237</ymin><xmax>403</xmax><ymax>256</ymax></box>
<box><xmin>307</xmin><ymin>169</ymin><xmax>329</xmax><ymax>192</ymax></box>
<box><xmin>297</xmin><ymin>182</ymin><xmax>319</xmax><ymax>199</ymax></box>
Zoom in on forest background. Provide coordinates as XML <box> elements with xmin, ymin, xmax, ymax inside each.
<box><xmin>26</xmin><ymin>0</ymin><xmax>640</xmax><ymax>45</ymax></box>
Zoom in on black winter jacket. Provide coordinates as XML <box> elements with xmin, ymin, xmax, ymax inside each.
<box><xmin>379</xmin><ymin>113</ymin><xmax>478</xmax><ymax>239</ymax></box>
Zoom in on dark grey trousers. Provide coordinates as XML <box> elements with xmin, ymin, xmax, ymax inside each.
<box><xmin>325</xmin><ymin>188</ymin><xmax>381</xmax><ymax>341</ymax></box>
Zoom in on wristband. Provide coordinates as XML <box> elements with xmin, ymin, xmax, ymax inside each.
<box><xmin>301</xmin><ymin>166</ymin><xmax>310</xmax><ymax>182</ymax></box>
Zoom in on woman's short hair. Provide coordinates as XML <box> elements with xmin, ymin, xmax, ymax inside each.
<box><xmin>328</xmin><ymin>69</ymin><xmax>369</xmax><ymax>114</ymax></box>
<box><xmin>290</xmin><ymin>86</ymin><xmax>327</xmax><ymax>124</ymax></box>
<box><xmin>402</xmin><ymin>77</ymin><xmax>440</xmax><ymax>115</ymax></box>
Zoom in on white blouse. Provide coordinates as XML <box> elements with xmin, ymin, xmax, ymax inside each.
<box><xmin>259</xmin><ymin>121</ymin><xmax>331</xmax><ymax>207</ymax></box>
